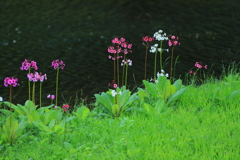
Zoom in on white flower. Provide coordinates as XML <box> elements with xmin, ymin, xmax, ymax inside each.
<box><xmin>158</xmin><ymin>48</ymin><xmax>163</xmax><ymax>52</ymax></box>
<box><xmin>150</xmin><ymin>46</ymin><xmax>156</xmax><ymax>53</ymax></box>
<box><xmin>0</xmin><ymin>96</ymin><xmax>3</xmax><ymax>102</ymax></box>
<box><xmin>111</xmin><ymin>90</ymin><xmax>117</xmax><ymax>97</ymax></box>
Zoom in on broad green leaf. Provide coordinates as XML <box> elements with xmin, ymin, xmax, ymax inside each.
<box><xmin>49</xmin><ymin>119</ymin><xmax>56</xmax><ymax>129</ymax></box>
<box><xmin>143</xmin><ymin>103</ymin><xmax>153</xmax><ymax>115</ymax></box>
<box><xmin>143</xmin><ymin>80</ymin><xmax>157</xmax><ymax>100</ymax></box>
<box><xmin>33</xmin><ymin>121</ymin><xmax>50</xmax><ymax>133</ymax></box>
<box><xmin>112</xmin><ymin>104</ymin><xmax>120</xmax><ymax>117</ymax></box>
<box><xmin>167</xmin><ymin>87</ymin><xmax>188</xmax><ymax>104</ymax></box>
<box><xmin>94</xmin><ymin>93</ymin><xmax>113</xmax><ymax>112</ymax></box>
<box><xmin>229</xmin><ymin>90</ymin><xmax>240</xmax><ymax>100</ymax></box>
<box><xmin>73</xmin><ymin>107</ymin><xmax>90</xmax><ymax>121</ymax></box>
<box><xmin>173</xmin><ymin>79</ymin><xmax>183</xmax><ymax>91</ymax></box>
<box><xmin>154</xmin><ymin>99</ymin><xmax>165</xmax><ymax>114</ymax></box>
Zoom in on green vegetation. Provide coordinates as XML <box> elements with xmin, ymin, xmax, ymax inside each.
<box><xmin>1</xmin><ymin>71</ymin><xmax>239</xmax><ymax>159</ymax></box>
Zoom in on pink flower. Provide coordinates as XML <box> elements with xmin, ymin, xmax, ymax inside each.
<box><xmin>113</xmin><ymin>84</ymin><xmax>118</xmax><ymax>88</ymax></box>
<box><xmin>168</xmin><ymin>35</ymin><xmax>180</xmax><ymax>47</ymax></box>
<box><xmin>27</xmin><ymin>71</ymin><xmax>46</xmax><ymax>82</ymax></box>
<box><xmin>20</xmin><ymin>59</ymin><xmax>38</xmax><ymax>70</ymax></box>
<box><xmin>108</xmin><ymin>37</ymin><xmax>132</xmax><ymax>58</ymax></box>
<box><xmin>148</xmin><ymin>37</ymin><xmax>154</xmax><ymax>42</ymax></box>
<box><xmin>4</xmin><ymin>77</ymin><xmax>20</xmax><ymax>87</ymax></box>
<box><xmin>62</xmin><ymin>104</ymin><xmax>70</xmax><ymax>112</ymax></box>
<box><xmin>142</xmin><ymin>36</ymin><xmax>149</xmax><ymax>42</ymax></box>
<box><xmin>51</xmin><ymin>59</ymin><xmax>65</xmax><ymax>69</ymax></box>
<box><xmin>47</xmin><ymin>94</ymin><xmax>55</xmax><ymax>100</ymax></box>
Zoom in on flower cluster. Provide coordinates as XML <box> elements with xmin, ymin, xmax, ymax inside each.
<box><xmin>150</xmin><ymin>70</ymin><xmax>169</xmax><ymax>83</ymax></box>
<box><xmin>47</xmin><ymin>94</ymin><xmax>55</xmax><ymax>100</ymax></box>
<box><xmin>51</xmin><ymin>59</ymin><xmax>65</xmax><ymax>69</ymax></box>
<box><xmin>62</xmin><ymin>104</ymin><xmax>70</xmax><ymax>112</ymax></box>
<box><xmin>142</xmin><ymin>36</ymin><xmax>154</xmax><ymax>46</ymax></box>
<box><xmin>157</xmin><ymin>70</ymin><xmax>169</xmax><ymax>78</ymax></box>
<box><xmin>20</xmin><ymin>59</ymin><xmax>38</xmax><ymax>70</ymax></box>
<box><xmin>190</xmin><ymin>62</ymin><xmax>208</xmax><ymax>74</ymax></box>
<box><xmin>195</xmin><ymin>62</ymin><xmax>207</xmax><ymax>69</ymax></box>
<box><xmin>27</xmin><ymin>72</ymin><xmax>47</xmax><ymax>82</ymax></box>
<box><xmin>108</xmin><ymin>80</ymin><xmax>118</xmax><ymax>89</ymax></box>
<box><xmin>4</xmin><ymin>77</ymin><xmax>20</xmax><ymax>87</ymax></box>
<box><xmin>149</xmin><ymin>44</ymin><xmax>169</xmax><ymax>53</ymax></box>
<box><xmin>142</xmin><ymin>36</ymin><xmax>154</xmax><ymax>42</ymax></box>
<box><xmin>121</xmin><ymin>59</ymin><xmax>132</xmax><ymax>66</ymax></box>
<box><xmin>168</xmin><ymin>36</ymin><xmax>180</xmax><ymax>46</ymax></box>
<box><xmin>108</xmin><ymin>37</ymin><xmax>132</xmax><ymax>60</ymax></box>
<box><xmin>153</xmin><ymin>30</ymin><xmax>168</xmax><ymax>41</ymax></box>
<box><xmin>111</xmin><ymin>90</ymin><xmax>122</xmax><ymax>97</ymax></box>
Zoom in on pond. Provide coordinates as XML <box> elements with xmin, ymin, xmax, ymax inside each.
<box><xmin>1</xmin><ymin>0</ymin><xmax>240</xmax><ymax>107</ymax></box>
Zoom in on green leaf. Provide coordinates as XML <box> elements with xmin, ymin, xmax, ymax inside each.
<box><xmin>154</xmin><ymin>99</ymin><xmax>165</xmax><ymax>114</ymax></box>
<box><xmin>94</xmin><ymin>92</ymin><xmax>113</xmax><ymax>112</ymax></box>
<box><xmin>173</xmin><ymin>79</ymin><xmax>183</xmax><ymax>91</ymax></box>
<box><xmin>143</xmin><ymin>80</ymin><xmax>157</xmax><ymax>100</ymax></box>
<box><xmin>49</xmin><ymin>119</ymin><xmax>56</xmax><ymax>129</ymax></box>
<box><xmin>73</xmin><ymin>106</ymin><xmax>90</xmax><ymax>121</ymax></box>
<box><xmin>33</xmin><ymin>121</ymin><xmax>51</xmax><ymax>133</ymax></box>
<box><xmin>112</xmin><ymin>104</ymin><xmax>120</xmax><ymax>117</ymax></box>
<box><xmin>229</xmin><ymin>90</ymin><xmax>240</xmax><ymax>100</ymax></box>
<box><xmin>167</xmin><ymin>87</ymin><xmax>188</xmax><ymax>104</ymax></box>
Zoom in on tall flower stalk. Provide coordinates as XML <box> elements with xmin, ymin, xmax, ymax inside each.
<box><xmin>51</xmin><ymin>59</ymin><xmax>65</xmax><ymax>106</ymax></box>
<box><xmin>142</xmin><ymin>36</ymin><xmax>154</xmax><ymax>80</ymax></box>
<box><xmin>121</xmin><ymin>59</ymin><xmax>132</xmax><ymax>87</ymax></box>
<box><xmin>108</xmin><ymin>37</ymin><xmax>132</xmax><ymax>87</ymax></box>
<box><xmin>20</xmin><ymin>59</ymin><xmax>38</xmax><ymax>100</ymax></box>
<box><xmin>27</xmin><ymin>72</ymin><xmax>47</xmax><ymax>106</ymax></box>
<box><xmin>150</xmin><ymin>30</ymin><xmax>168</xmax><ymax>81</ymax></box>
<box><xmin>4</xmin><ymin>76</ymin><xmax>19</xmax><ymax>145</ymax></box>
<box><xmin>168</xmin><ymin>36</ymin><xmax>180</xmax><ymax>82</ymax></box>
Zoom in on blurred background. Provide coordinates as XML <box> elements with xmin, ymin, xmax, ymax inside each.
<box><xmin>1</xmin><ymin>0</ymin><xmax>240</xmax><ymax>107</ymax></box>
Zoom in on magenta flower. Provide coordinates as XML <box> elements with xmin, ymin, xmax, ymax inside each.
<box><xmin>27</xmin><ymin>72</ymin><xmax>47</xmax><ymax>82</ymax></box>
<box><xmin>62</xmin><ymin>104</ymin><xmax>70</xmax><ymax>112</ymax></box>
<box><xmin>51</xmin><ymin>59</ymin><xmax>65</xmax><ymax>69</ymax></box>
<box><xmin>4</xmin><ymin>77</ymin><xmax>20</xmax><ymax>87</ymax></box>
<box><xmin>20</xmin><ymin>59</ymin><xmax>38</xmax><ymax>70</ymax></box>
<box><xmin>168</xmin><ymin>36</ymin><xmax>180</xmax><ymax>46</ymax></box>
<box><xmin>47</xmin><ymin>94</ymin><xmax>55</xmax><ymax>100</ymax></box>
<box><xmin>108</xmin><ymin>37</ymin><xmax>132</xmax><ymax>60</ymax></box>
<box><xmin>195</xmin><ymin>62</ymin><xmax>207</xmax><ymax>69</ymax></box>
<box><xmin>142</xmin><ymin>36</ymin><xmax>154</xmax><ymax>42</ymax></box>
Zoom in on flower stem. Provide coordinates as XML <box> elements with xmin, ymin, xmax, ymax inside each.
<box><xmin>122</xmin><ymin>54</ymin><xmax>126</xmax><ymax>86</ymax></box>
<box><xmin>40</xmin><ymin>82</ymin><xmax>42</xmax><ymax>107</ymax></box>
<box><xmin>56</xmin><ymin>68</ymin><xmax>59</xmax><ymax>106</ymax></box>
<box><xmin>114</xmin><ymin>53</ymin><xmax>116</xmax><ymax>84</ymax></box>
<box><xmin>28</xmin><ymin>69</ymin><xmax>31</xmax><ymax>101</ymax></box>
<box><xmin>159</xmin><ymin>41</ymin><xmax>163</xmax><ymax>71</ymax></box>
<box><xmin>170</xmin><ymin>45</ymin><xmax>175</xmax><ymax>83</ymax></box>
<box><xmin>125</xmin><ymin>65</ymin><xmax>128</xmax><ymax>87</ymax></box>
<box><xmin>144</xmin><ymin>45</ymin><xmax>149</xmax><ymax>80</ymax></box>
<box><xmin>9</xmin><ymin>85</ymin><xmax>12</xmax><ymax>127</ymax></box>
<box><xmin>32</xmin><ymin>82</ymin><xmax>35</xmax><ymax>104</ymax></box>
<box><xmin>154</xmin><ymin>51</ymin><xmax>157</xmax><ymax>81</ymax></box>
<box><xmin>117</xmin><ymin>53</ymin><xmax>119</xmax><ymax>86</ymax></box>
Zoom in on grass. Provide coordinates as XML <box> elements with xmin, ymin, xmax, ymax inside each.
<box><xmin>0</xmin><ymin>70</ymin><xmax>240</xmax><ymax>159</ymax></box>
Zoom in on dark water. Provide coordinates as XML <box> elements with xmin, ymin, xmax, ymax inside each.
<box><xmin>1</xmin><ymin>0</ymin><xmax>240</xmax><ymax>107</ymax></box>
